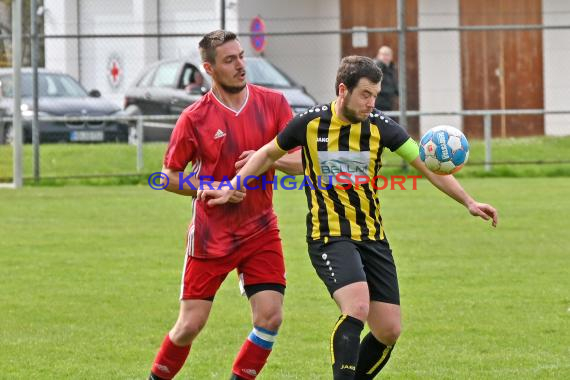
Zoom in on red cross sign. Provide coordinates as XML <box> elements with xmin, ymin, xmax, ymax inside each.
<box><xmin>107</xmin><ymin>55</ymin><xmax>122</xmax><ymax>88</ymax></box>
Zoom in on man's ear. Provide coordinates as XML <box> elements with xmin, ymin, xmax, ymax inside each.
<box><xmin>338</xmin><ymin>83</ymin><xmax>347</xmax><ymax>98</ymax></box>
<box><xmin>203</xmin><ymin>62</ymin><xmax>214</xmax><ymax>76</ymax></box>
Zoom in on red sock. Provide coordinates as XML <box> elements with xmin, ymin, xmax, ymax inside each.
<box><xmin>150</xmin><ymin>334</ymin><xmax>191</xmax><ymax>379</ymax></box>
<box><xmin>232</xmin><ymin>328</ymin><xmax>275</xmax><ymax>380</ymax></box>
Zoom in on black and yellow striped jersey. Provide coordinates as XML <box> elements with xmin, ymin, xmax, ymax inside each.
<box><xmin>275</xmin><ymin>101</ymin><xmax>418</xmax><ymax>243</ymax></box>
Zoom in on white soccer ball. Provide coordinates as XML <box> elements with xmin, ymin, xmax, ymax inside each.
<box><xmin>419</xmin><ymin>125</ymin><xmax>469</xmax><ymax>175</ymax></box>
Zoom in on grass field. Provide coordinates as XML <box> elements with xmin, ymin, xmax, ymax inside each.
<box><xmin>1</xmin><ymin>177</ymin><xmax>569</xmax><ymax>379</ymax></box>
<box><xmin>1</xmin><ymin>135</ymin><xmax>570</xmax><ymax>184</ymax></box>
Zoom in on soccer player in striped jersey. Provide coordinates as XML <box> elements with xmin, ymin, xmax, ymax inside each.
<box><xmin>148</xmin><ymin>30</ymin><xmax>302</xmax><ymax>380</ymax></box>
<box><xmin>199</xmin><ymin>55</ymin><xmax>498</xmax><ymax>379</ymax></box>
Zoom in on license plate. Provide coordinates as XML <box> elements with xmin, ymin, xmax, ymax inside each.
<box><xmin>70</xmin><ymin>131</ymin><xmax>104</xmax><ymax>142</ymax></box>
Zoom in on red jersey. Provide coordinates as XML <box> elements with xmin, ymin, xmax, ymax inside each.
<box><xmin>164</xmin><ymin>84</ymin><xmax>293</xmax><ymax>258</ymax></box>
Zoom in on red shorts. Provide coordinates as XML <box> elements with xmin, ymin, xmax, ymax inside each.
<box><xmin>180</xmin><ymin>227</ymin><xmax>286</xmax><ymax>300</ymax></box>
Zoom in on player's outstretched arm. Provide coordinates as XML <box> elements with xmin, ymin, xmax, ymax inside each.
<box><xmin>410</xmin><ymin>157</ymin><xmax>498</xmax><ymax>227</ymax></box>
<box><xmin>161</xmin><ymin>167</ymin><xmax>246</xmax><ymax>203</ymax></box>
<box><xmin>235</xmin><ymin>149</ymin><xmax>303</xmax><ymax>175</ymax></box>
<box><xmin>273</xmin><ymin>149</ymin><xmax>303</xmax><ymax>175</ymax></box>
<box><xmin>198</xmin><ymin>140</ymin><xmax>287</xmax><ymax>207</ymax></box>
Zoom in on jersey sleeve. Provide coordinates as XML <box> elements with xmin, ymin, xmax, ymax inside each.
<box><xmin>378</xmin><ymin>115</ymin><xmax>411</xmax><ymax>152</ymax></box>
<box><xmin>163</xmin><ymin>112</ymin><xmax>197</xmax><ymax>171</ymax></box>
<box><xmin>377</xmin><ymin>115</ymin><xmax>419</xmax><ymax>162</ymax></box>
<box><xmin>275</xmin><ymin>94</ymin><xmax>294</xmax><ymax>133</ymax></box>
<box><xmin>275</xmin><ymin>113</ymin><xmax>307</xmax><ymax>152</ymax></box>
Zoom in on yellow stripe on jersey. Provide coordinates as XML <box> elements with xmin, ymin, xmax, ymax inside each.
<box><xmin>340</xmin><ymin>121</ymin><xmax>365</xmax><ymax>239</ymax></box>
<box><xmin>305</xmin><ymin>118</ymin><xmax>322</xmax><ymax>240</ymax></box>
<box><xmin>306</xmin><ymin>118</ymin><xmax>341</xmax><ymax>239</ymax></box>
<box><xmin>325</xmin><ymin>118</ymin><xmax>350</xmax><ymax>238</ymax></box>
<box><xmin>349</xmin><ymin>122</ymin><xmax>378</xmax><ymax>238</ymax></box>
<box><xmin>369</xmin><ymin>122</ymin><xmax>384</xmax><ymax>240</ymax></box>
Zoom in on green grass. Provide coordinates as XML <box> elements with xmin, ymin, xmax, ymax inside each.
<box><xmin>1</xmin><ymin>178</ymin><xmax>569</xmax><ymax>378</ymax></box>
<box><xmin>1</xmin><ymin>136</ymin><xmax>570</xmax><ymax>184</ymax></box>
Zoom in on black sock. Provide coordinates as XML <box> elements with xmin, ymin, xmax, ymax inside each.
<box><xmin>331</xmin><ymin>314</ymin><xmax>364</xmax><ymax>380</ymax></box>
<box><xmin>354</xmin><ymin>332</ymin><xmax>395</xmax><ymax>379</ymax></box>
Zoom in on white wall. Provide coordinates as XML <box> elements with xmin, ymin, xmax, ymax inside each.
<box><xmin>44</xmin><ymin>0</ymin><xmax>235</xmax><ymax>106</ymax></box>
<box><xmin>44</xmin><ymin>0</ymin><xmax>79</xmax><ymax>79</ymax></box>
<box><xmin>237</xmin><ymin>0</ymin><xmax>340</xmax><ymax>103</ymax></box>
<box><xmin>417</xmin><ymin>0</ymin><xmax>463</xmax><ymax>135</ymax></box>
<box><xmin>158</xmin><ymin>0</ymin><xmax>225</xmax><ymax>61</ymax></box>
<box><xmin>542</xmin><ymin>0</ymin><xmax>570</xmax><ymax>136</ymax></box>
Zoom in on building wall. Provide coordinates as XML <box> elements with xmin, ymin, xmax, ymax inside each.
<box><xmin>42</xmin><ymin>0</ymin><xmax>570</xmax><ymax>136</ymax></box>
<box><xmin>543</xmin><ymin>0</ymin><xmax>570</xmax><ymax>136</ymax></box>
<box><xmin>417</xmin><ymin>0</ymin><xmax>462</xmax><ymax>135</ymax></box>
<box><xmin>237</xmin><ymin>0</ymin><xmax>341</xmax><ymax>103</ymax></box>
<box><xmin>45</xmin><ymin>0</ymin><xmax>229</xmax><ymax>106</ymax></box>
<box><xmin>44</xmin><ymin>0</ymin><xmax>79</xmax><ymax>79</ymax></box>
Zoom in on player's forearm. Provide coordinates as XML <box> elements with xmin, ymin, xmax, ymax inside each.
<box><xmin>410</xmin><ymin>158</ymin><xmax>475</xmax><ymax>207</ymax></box>
<box><xmin>231</xmin><ymin>145</ymin><xmax>283</xmax><ymax>188</ymax></box>
<box><xmin>428</xmin><ymin>173</ymin><xmax>475</xmax><ymax>207</ymax></box>
<box><xmin>273</xmin><ymin>150</ymin><xmax>303</xmax><ymax>175</ymax></box>
<box><xmin>161</xmin><ymin>168</ymin><xmax>199</xmax><ymax>197</ymax></box>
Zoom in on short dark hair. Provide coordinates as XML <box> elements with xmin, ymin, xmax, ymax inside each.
<box><xmin>199</xmin><ymin>30</ymin><xmax>238</xmax><ymax>64</ymax></box>
<box><xmin>335</xmin><ymin>56</ymin><xmax>383</xmax><ymax>95</ymax></box>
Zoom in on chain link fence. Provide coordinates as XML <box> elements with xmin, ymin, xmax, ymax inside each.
<box><xmin>1</xmin><ymin>0</ymin><xmax>570</xmax><ymax>186</ymax></box>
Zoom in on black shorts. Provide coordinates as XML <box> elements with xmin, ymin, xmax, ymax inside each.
<box><xmin>307</xmin><ymin>239</ymin><xmax>400</xmax><ymax>305</ymax></box>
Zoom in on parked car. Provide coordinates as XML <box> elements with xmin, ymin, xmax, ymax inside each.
<box><xmin>0</xmin><ymin>68</ymin><xmax>128</xmax><ymax>144</ymax></box>
<box><xmin>124</xmin><ymin>57</ymin><xmax>317</xmax><ymax>141</ymax></box>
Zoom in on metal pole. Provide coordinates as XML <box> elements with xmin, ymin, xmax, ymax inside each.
<box><xmin>397</xmin><ymin>0</ymin><xmax>408</xmax><ymax>129</ymax></box>
<box><xmin>12</xmin><ymin>0</ymin><xmax>23</xmax><ymax>189</ymax></box>
<box><xmin>220</xmin><ymin>0</ymin><xmax>226</xmax><ymax>30</ymax></box>
<box><xmin>31</xmin><ymin>0</ymin><xmax>40</xmax><ymax>183</ymax></box>
<box><xmin>484</xmin><ymin>114</ymin><xmax>492</xmax><ymax>172</ymax></box>
<box><xmin>397</xmin><ymin>0</ymin><xmax>408</xmax><ymax>171</ymax></box>
<box><xmin>136</xmin><ymin>116</ymin><xmax>144</xmax><ymax>172</ymax></box>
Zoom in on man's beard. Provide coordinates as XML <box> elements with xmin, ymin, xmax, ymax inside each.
<box><xmin>219</xmin><ymin>82</ymin><xmax>247</xmax><ymax>94</ymax></box>
<box><xmin>342</xmin><ymin>103</ymin><xmax>366</xmax><ymax>123</ymax></box>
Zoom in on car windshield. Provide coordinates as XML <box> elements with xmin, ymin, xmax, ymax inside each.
<box><xmin>246</xmin><ymin>58</ymin><xmax>292</xmax><ymax>88</ymax></box>
<box><xmin>0</xmin><ymin>73</ymin><xmax>89</xmax><ymax>98</ymax></box>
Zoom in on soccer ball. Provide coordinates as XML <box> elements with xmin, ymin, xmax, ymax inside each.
<box><xmin>419</xmin><ymin>125</ymin><xmax>469</xmax><ymax>175</ymax></box>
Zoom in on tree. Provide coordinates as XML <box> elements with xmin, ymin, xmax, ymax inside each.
<box><xmin>0</xmin><ymin>0</ymin><xmax>45</xmax><ymax>68</ymax></box>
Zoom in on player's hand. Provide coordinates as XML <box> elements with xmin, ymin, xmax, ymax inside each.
<box><xmin>235</xmin><ymin>150</ymin><xmax>255</xmax><ymax>171</ymax></box>
<box><xmin>229</xmin><ymin>188</ymin><xmax>246</xmax><ymax>203</ymax></box>
<box><xmin>467</xmin><ymin>202</ymin><xmax>498</xmax><ymax>227</ymax></box>
<box><xmin>197</xmin><ymin>188</ymin><xmax>235</xmax><ymax>207</ymax></box>
<box><xmin>210</xmin><ymin>181</ymin><xmax>246</xmax><ymax>203</ymax></box>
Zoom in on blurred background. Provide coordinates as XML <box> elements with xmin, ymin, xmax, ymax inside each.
<box><xmin>1</xmin><ymin>0</ymin><xmax>570</xmax><ymax>183</ymax></box>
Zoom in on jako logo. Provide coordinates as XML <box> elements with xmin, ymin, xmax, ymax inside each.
<box><xmin>317</xmin><ymin>137</ymin><xmax>329</xmax><ymax>142</ymax></box>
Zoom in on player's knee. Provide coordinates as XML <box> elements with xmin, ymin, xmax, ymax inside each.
<box><xmin>379</xmin><ymin>323</ymin><xmax>401</xmax><ymax>345</ymax></box>
<box><xmin>171</xmin><ymin>318</ymin><xmax>206</xmax><ymax>345</ymax></box>
<box><xmin>253</xmin><ymin>308</ymin><xmax>283</xmax><ymax>331</ymax></box>
<box><xmin>347</xmin><ymin>301</ymin><xmax>369</xmax><ymax>322</ymax></box>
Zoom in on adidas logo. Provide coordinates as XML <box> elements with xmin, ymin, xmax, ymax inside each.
<box><xmin>154</xmin><ymin>364</ymin><xmax>170</xmax><ymax>374</ymax></box>
<box><xmin>241</xmin><ymin>368</ymin><xmax>258</xmax><ymax>376</ymax></box>
<box><xmin>214</xmin><ymin>129</ymin><xmax>226</xmax><ymax>139</ymax></box>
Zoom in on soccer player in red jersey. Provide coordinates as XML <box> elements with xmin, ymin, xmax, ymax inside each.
<box><xmin>148</xmin><ymin>30</ymin><xmax>302</xmax><ymax>380</ymax></box>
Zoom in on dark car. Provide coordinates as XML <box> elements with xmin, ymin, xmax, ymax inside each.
<box><xmin>124</xmin><ymin>57</ymin><xmax>317</xmax><ymax>141</ymax></box>
<box><xmin>0</xmin><ymin>69</ymin><xmax>128</xmax><ymax>144</ymax></box>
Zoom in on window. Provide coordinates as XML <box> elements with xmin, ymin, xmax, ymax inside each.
<box><xmin>151</xmin><ymin>62</ymin><xmax>180</xmax><ymax>88</ymax></box>
<box><xmin>138</xmin><ymin>66</ymin><xmax>156</xmax><ymax>87</ymax></box>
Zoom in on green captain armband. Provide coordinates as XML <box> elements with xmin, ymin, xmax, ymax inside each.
<box><xmin>395</xmin><ymin>138</ymin><xmax>420</xmax><ymax>163</ymax></box>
